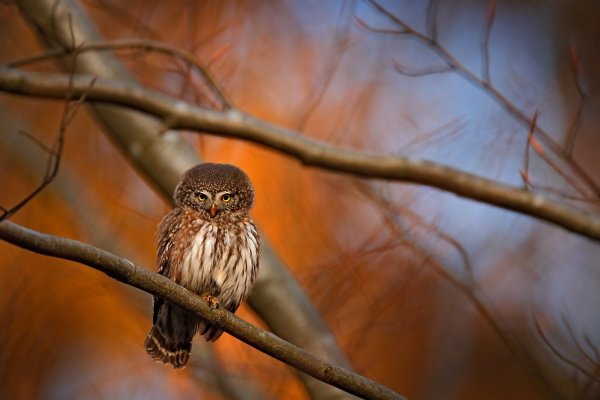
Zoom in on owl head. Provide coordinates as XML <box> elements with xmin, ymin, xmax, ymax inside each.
<box><xmin>174</xmin><ymin>163</ymin><xmax>255</xmax><ymax>218</ymax></box>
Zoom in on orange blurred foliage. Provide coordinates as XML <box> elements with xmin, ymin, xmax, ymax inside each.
<box><xmin>1</xmin><ymin>1</ymin><xmax>600</xmax><ymax>399</ymax></box>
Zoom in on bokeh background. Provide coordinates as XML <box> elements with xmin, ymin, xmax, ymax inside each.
<box><xmin>1</xmin><ymin>0</ymin><xmax>599</xmax><ymax>399</ymax></box>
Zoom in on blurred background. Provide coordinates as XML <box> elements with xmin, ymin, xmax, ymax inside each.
<box><xmin>1</xmin><ymin>0</ymin><xmax>599</xmax><ymax>399</ymax></box>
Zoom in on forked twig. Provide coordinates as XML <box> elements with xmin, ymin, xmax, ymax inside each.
<box><xmin>0</xmin><ymin>69</ymin><xmax>95</xmax><ymax>222</ymax></box>
<box><xmin>533</xmin><ymin>315</ymin><xmax>600</xmax><ymax>384</ymax></box>
<box><xmin>6</xmin><ymin>39</ymin><xmax>230</xmax><ymax>110</ymax></box>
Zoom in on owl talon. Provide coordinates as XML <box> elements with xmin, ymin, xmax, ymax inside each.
<box><xmin>202</xmin><ymin>294</ymin><xmax>220</xmax><ymax>309</ymax></box>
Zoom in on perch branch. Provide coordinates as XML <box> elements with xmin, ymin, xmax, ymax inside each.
<box><xmin>0</xmin><ymin>220</ymin><xmax>405</xmax><ymax>400</ymax></box>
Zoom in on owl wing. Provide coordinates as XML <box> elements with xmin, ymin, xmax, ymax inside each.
<box><xmin>152</xmin><ymin>208</ymin><xmax>183</xmax><ymax>324</ymax></box>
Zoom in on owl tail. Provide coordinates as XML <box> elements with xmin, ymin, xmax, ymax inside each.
<box><xmin>144</xmin><ymin>326</ymin><xmax>191</xmax><ymax>369</ymax></box>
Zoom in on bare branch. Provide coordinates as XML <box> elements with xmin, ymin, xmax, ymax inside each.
<box><xmin>363</xmin><ymin>0</ymin><xmax>600</xmax><ymax>198</ymax></box>
<box><xmin>296</xmin><ymin>2</ymin><xmax>356</xmax><ymax>132</ymax></box>
<box><xmin>564</xmin><ymin>74</ymin><xmax>600</xmax><ymax>156</ymax></box>
<box><xmin>568</xmin><ymin>44</ymin><xmax>585</xmax><ymax>100</ymax></box>
<box><xmin>561</xmin><ymin>315</ymin><xmax>598</xmax><ymax>367</ymax></box>
<box><xmin>0</xmin><ymin>130</ymin><xmax>59</xmax><ymax>222</ymax></box>
<box><xmin>5</xmin><ymin>39</ymin><xmax>231</xmax><ymax>110</ymax></box>
<box><xmin>393</xmin><ymin>61</ymin><xmax>453</xmax><ymax>77</ymax></box>
<box><xmin>1</xmin><ymin>67</ymin><xmax>599</xmax><ymax>241</ymax></box>
<box><xmin>426</xmin><ymin>0</ymin><xmax>440</xmax><ymax>41</ymax></box>
<box><xmin>517</xmin><ymin>111</ymin><xmax>593</xmax><ymax>203</ymax></box>
<box><xmin>0</xmin><ymin>220</ymin><xmax>406</xmax><ymax>400</ymax></box>
<box><xmin>0</xmin><ymin>68</ymin><xmax>94</xmax><ymax>222</ymax></box>
<box><xmin>521</xmin><ymin>111</ymin><xmax>538</xmax><ymax>189</ymax></box>
<box><xmin>354</xmin><ymin>17</ymin><xmax>407</xmax><ymax>36</ymax></box>
<box><xmin>533</xmin><ymin>316</ymin><xmax>600</xmax><ymax>384</ymax></box>
<box><xmin>481</xmin><ymin>0</ymin><xmax>496</xmax><ymax>84</ymax></box>
<box><xmin>17</xmin><ymin>129</ymin><xmax>53</xmax><ymax>153</ymax></box>
<box><xmin>521</xmin><ymin>112</ymin><xmax>592</xmax><ymax>200</ymax></box>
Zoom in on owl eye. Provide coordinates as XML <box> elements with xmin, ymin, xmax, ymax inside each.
<box><xmin>196</xmin><ymin>192</ymin><xmax>208</xmax><ymax>201</ymax></box>
<box><xmin>221</xmin><ymin>193</ymin><xmax>232</xmax><ymax>203</ymax></box>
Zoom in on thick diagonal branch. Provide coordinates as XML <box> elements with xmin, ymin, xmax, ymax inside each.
<box><xmin>0</xmin><ymin>220</ymin><xmax>405</xmax><ymax>400</ymax></box>
<box><xmin>1</xmin><ymin>67</ymin><xmax>599</xmax><ymax>241</ymax></box>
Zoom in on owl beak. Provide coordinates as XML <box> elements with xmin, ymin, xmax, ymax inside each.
<box><xmin>210</xmin><ymin>203</ymin><xmax>218</xmax><ymax>217</ymax></box>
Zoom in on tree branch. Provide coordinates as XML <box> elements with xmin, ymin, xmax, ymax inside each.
<box><xmin>0</xmin><ymin>220</ymin><xmax>405</xmax><ymax>400</ymax></box>
<box><xmin>0</xmin><ymin>67</ymin><xmax>599</xmax><ymax>241</ymax></box>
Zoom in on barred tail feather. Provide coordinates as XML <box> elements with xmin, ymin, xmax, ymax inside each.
<box><xmin>144</xmin><ymin>326</ymin><xmax>191</xmax><ymax>369</ymax></box>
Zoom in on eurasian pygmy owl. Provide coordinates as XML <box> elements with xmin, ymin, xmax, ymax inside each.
<box><xmin>144</xmin><ymin>163</ymin><xmax>260</xmax><ymax>368</ymax></box>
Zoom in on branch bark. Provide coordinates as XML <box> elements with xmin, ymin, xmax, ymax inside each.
<box><xmin>0</xmin><ymin>220</ymin><xmax>405</xmax><ymax>400</ymax></box>
<box><xmin>1</xmin><ymin>66</ymin><xmax>599</xmax><ymax>241</ymax></box>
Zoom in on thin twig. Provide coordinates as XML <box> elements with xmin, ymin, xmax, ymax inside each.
<box><xmin>17</xmin><ymin>130</ymin><xmax>53</xmax><ymax>153</ymax></box>
<box><xmin>580</xmin><ymin>332</ymin><xmax>600</xmax><ymax>397</ymax></box>
<box><xmin>517</xmin><ymin>110</ymin><xmax>590</xmax><ymax>204</ymax></box>
<box><xmin>5</xmin><ymin>39</ymin><xmax>231</xmax><ymax>110</ymax></box>
<box><xmin>560</xmin><ymin>315</ymin><xmax>598</xmax><ymax>369</ymax></box>
<box><xmin>0</xmin><ymin>65</ymin><xmax>94</xmax><ymax>222</ymax></box>
<box><xmin>535</xmin><ymin>144</ymin><xmax>592</xmax><ymax>199</ymax></box>
<box><xmin>521</xmin><ymin>111</ymin><xmax>538</xmax><ymax>189</ymax></box>
<box><xmin>426</xmin><ymin>0</ymin><xmax>440</xmax><ymax>41</ymax></box>
<box><xmin>0</xmin><ymin>220</ymin><xmax>406</xmax><ymax>400</ymax></box>
<box><xmin>524</xmin><ymin>184</ymin><xmax>600</xmax><ymax>205</ymax></box>
<box><xmin>564</xmin><ymin>75</ymin><xmax>600</xmax><ymax>156</ymax></box>
<box><xmin>481</xmin><ymin>0</ymin><xmax>496</xmax><ymax>84</ymax></box>
<box><xmin>355</xmin><ymin>181</ymin><xmax>475</xmax><ymax>280</ymax></box>
<box><xmin>533</xmin><ymin>316</ymin><xmax>600</xmax><ymax>383</ymax></box>
<box><xmin>296</xmin><ymin>1</ymin><xmax>356</xmax><ymax>132</ymax></box>
<box><xmin>0</xmin><ymin>133</ymin><xmax>61</xmax><ymax>223</ymax></box>
<box><xmin>568</xmin><ymin>44</ymin><xmax>585</xmax><ymax>100</ymax></box>
<box><xmin>583</xmin><ymin>334</ymin><xmax>600</xmax><ymax>363</ymax></box>
<box><xmin>354</xmin><ymin>18</ymin><xmax>407</xmax><ymax>35</ymax></box>
<box><xmin>393</xmin><ymin>61</ymin><xmax>453</xmax><ymax>77</ymax></box>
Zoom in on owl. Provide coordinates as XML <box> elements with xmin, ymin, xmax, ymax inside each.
<box><xmin>144</xmin><ymin>163</ymin><xmax>260</xmax><ymax>368</ymax></box>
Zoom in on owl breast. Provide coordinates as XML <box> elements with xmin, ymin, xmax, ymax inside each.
<box><xmin>178</xmin><ymin>219</ymin><xmax>259</xmax><ymax>311</ymax></box>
